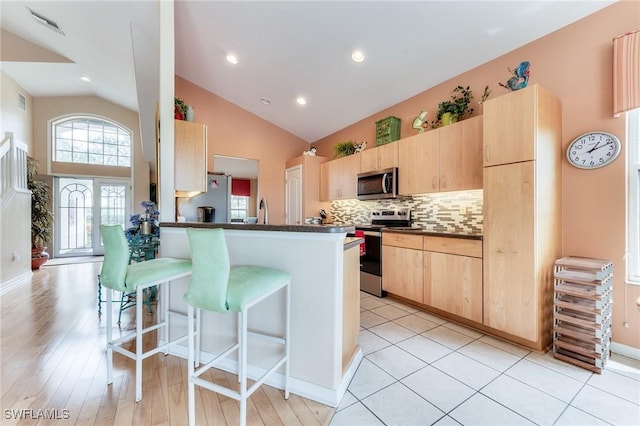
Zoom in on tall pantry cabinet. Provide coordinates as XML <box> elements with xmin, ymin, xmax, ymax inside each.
<box><xmin>482</xmin><ymin>85</ymin><xmax>562</xmax><ymax>351</ymax></box>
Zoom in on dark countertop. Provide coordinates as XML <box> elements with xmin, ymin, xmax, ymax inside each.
<box><xmin>160</xmin><ymin>221</ymin><xmax>355</xmax><ymax>234</ymax></box>
<box><xmin>382</xmin><ymin>228</ymin><xmax>483</xmax><ymax>240</ymax></box>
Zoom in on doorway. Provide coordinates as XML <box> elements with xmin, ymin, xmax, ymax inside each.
<box><xmin>54</xmin><ymin>177</ymin><xmax>130</xmax><ymax>257</ymax></box>
<box><xmin>285</xmin><ymin>165</ymin><xmax>302</xmax><ymax>225</ymax></box>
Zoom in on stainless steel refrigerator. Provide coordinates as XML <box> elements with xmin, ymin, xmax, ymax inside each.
<box><xmin>176</xmin><ymin>174</ymin><xmax>230</xmax><ymax>222</ymax></box>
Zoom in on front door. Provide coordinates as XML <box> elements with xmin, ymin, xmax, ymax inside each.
<box><xmin>54</xmin><ymin>177</ymin><xmax>130</xmax><ymax>257</ymax></box>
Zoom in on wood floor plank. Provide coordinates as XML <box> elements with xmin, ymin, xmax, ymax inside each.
<box><xmin>0</xmin><ymin>262</ymin><xmax>336</xmax><ymax>426</ymax></box>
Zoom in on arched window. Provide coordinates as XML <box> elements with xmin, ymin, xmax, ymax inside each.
<box><xmin>52</xmin><ymin>116</ymin><xmax>131</xmax><ymax>167</ymax></box>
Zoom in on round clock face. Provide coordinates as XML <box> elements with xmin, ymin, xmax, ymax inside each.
<box><xmin>566</xmin><ymin>131</ymin><xmax>621</xmax><ymax>169</ymax></box>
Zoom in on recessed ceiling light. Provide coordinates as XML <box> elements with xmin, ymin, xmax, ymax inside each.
<box><xmin>80</xmin><ymin>76</ymin><xmax>91</xmax><ymax>82</ymax></box>
<box><xmin>351</xmin><ymin>50</ymin><xmax>365</xmax><ymax>63</ymax></box>
<box><xmin>296</xmin><ymin>97</ymin><xmax>307</xmax><ymax>105</ymax></box>
<box><xmin>226</xmin><ymin>54</ymin><xmax>238</xmax><ymax>64</ymax></box>
<box><xmin>260</xmin><ymin>97</ymin><xmax>271</xmax><ymax>105</ymax></box>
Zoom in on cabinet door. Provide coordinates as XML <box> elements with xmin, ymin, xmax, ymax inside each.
<box><xmin>319</xmin><ymin>162</ymin><xmax>329</xmax><ymax>201</ymax></box>
<box><xmin>429</xmin><ymin>252</ymin><xmax>483</xmax><ymax>322</ymax></box>
<box><xmin>398</xmin><ymin>131</ymin><xmax>439</xmax><ymax>195</ymax></box>
<box><xmin>483</xmin><ymin>85</ymin><xmax>536</xmax><ymax>167</ymax></box>
<box><xmin>377</xmin><ymin>142</ymin><xmax>399</xmax><ymax>170</ymax></box>
<box><xmin>175</xmin><ymin>120</ymin><xmax>207</xmax><ymax>192</ymax></box>
<box><xmin>359</xmin><ymin>149</ymin><xmax>379</xmax><ymax>173</ymax></box>
<box><xmin>439</xmin><ymin>116</ymin><xmax>483</xmax><ymax>191</ymax></box>
<box><xmin>382</xmin><ymin>245</ymin><xmax>423</xmax><ymax>302</ymax></box>
<box><xmin>483</xmin><ymin>162</ymin><xmax>536</xmax><ymax>340</ymax></box>
<box><xmin>336</xmin><ymin>155</ymin><xmax>359</xmax><ymax>199</ymax></box>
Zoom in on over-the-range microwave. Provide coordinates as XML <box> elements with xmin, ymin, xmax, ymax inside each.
<box><xmin>357</xmin><ymin>167</ymin><xmax>398</xmax><ymax>200</ymax></box>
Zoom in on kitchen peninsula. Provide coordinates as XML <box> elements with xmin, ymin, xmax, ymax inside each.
<box><xmin>159</xmin><ymin>222</ymin><xmax>360</xmax><ymax>406</ymax></box>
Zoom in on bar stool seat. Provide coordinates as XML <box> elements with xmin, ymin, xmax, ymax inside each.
<box><xmin>99</xmin><ymin>225</ymin><xmax>192</xmax><ymax>402</ymax></box>
<box><xmin>185</xmin><ymin>228</ymin><xmax>291</xmax><ymax>426</ymax></box>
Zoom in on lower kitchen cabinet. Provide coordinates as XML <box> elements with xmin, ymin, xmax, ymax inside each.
<box><xmin>382</xmin><ymin>233</ymin><xmax>423</xmax><ymax>302</ymax></box>
<box><xmin>426</xmin><ymin>252</ymin><xmax>483</xmax><ymax>323</ymax></box>
<box><xmin>383</xmin><ymin>232</ymin><xmax>482</xmax><ymax>323</ymax></box>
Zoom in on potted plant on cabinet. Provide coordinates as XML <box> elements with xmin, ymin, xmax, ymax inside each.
<box><xmin>434</xmin><ymin>85</ymin><xmax>474</xmax><ymax>127</ymax></box>
<box><xmin>27</xmin><ymin>157</ymin><xmax>54</xmax><ymax>269</ymax></box>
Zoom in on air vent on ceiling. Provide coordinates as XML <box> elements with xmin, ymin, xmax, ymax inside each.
<box><xmin>27</xmin><ymin>7</ymin><xmax>65</xmax><ymax>36</ymax></box>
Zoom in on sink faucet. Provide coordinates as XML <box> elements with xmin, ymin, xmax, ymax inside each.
<box><xmin>259</xmin><ymin>198</ymin><xmax>269</xmax><ymax>224</ymax></box>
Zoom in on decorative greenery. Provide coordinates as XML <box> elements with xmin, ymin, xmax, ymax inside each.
<box><xmin>175</xmin><ymin>96</ymin><xmax>188</xmax><ymax>120</ymax></box>
<box><xmin>480</xmin><ymin>85</ymin><xmax>491</xmax><ymax>104</ymax></box>
<box><xmin>27</xmin><ymin>157</ymin><xmax>54</xmax><ymax>248</ymax></box>
<box><xmin>432</xmin><ymin>85</ymin><xmax>474</xmax><ymax>127</ymax></box>
<box><xmin>125</xmin><ymin>201</ymin><xmax>160</xmax><ymax>246</ymax></box>
<box><xmin>333</xmin><ymin>140</ymin><xmax>357</xmax><ymax>158</ymax></box>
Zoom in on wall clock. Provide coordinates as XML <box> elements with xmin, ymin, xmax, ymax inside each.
<box><xmin>566</xmin><ymin>131</ymin><xmax>621</xmax><ymax>169</ymax></box>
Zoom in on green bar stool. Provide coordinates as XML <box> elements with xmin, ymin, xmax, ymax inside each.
<box><xmin>185</xmin><ymin>228</ymin><xmax>291</xmax><ymax>426</ymax></box>
<box><xmin>99</xmin><ymin>224</ymin><xmax>192</xmax><ymax>402</ymax></box>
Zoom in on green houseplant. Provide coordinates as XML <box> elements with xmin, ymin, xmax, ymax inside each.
<box><xmin>27</xmin><ymin>157</ymin><xmax>54</xmax><ymax>269</ymax></box>
<box><xmin>333</xmin><ymin>140</ymin><xmax>357</xmax><ymax>158</ymax></box>
<box><xmin>435</xmin><ymin>85</ymin><xmax>474</xmax><ymax>127</ymax></box>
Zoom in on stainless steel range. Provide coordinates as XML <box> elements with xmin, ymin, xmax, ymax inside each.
<box><xmin>353</xmin><ymin>209</ymin><xmax>412</xmax><ymax>297</ymax></box>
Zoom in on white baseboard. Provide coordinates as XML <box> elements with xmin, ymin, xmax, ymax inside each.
<box><xmin>168</xmin><ymin>343</ymin><xmax>363</xmax><ymax>407</ymax></box>
<box><xmin>611</xmin><ymin>341</ymin><xmax>640</xmax><ymax>361</ymax></box>
<box><xmin>0</xmin><ymin>270</ymin><xmax>32</xmax><ymax>295</ymax></box>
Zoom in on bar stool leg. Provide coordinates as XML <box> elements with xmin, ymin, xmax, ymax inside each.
<box><xmin>187</xmin><ymin>304</ymin><xmax>196</xmax><ymax>426</ymax></box>
<box><xmin>239</xmin><ymin>309</ymin><xmax>248</xmax><ymax>426</ymax></box>
<box><xmin>106</xmin><ymin>288</ymin><xmax>113</xmax><ymax>385</ymax></box>
<box><xmin>237</xmin><ymin>311</ymin><xmax>242</xmax><ymax>384</ymax></box>
<box><xmin>162</xmin><ymin>281</ymin><xmax>169</xmax><ymax>355</ymax></box>
<box><xmin>195</xmin><ymin>308</ymin><xmax>201</xmax><ymax>367</ymax></box>
<box><xmin>285</xmin><ymin>284</ymin><xmax>291</xmax><ymax>399</ymax></box>
<box><xmin>135</xmin><ymin>285</ymin><xmax>144</xmax><ymax>402</ymax></box>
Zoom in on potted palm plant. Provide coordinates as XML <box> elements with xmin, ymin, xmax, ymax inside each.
<box><xmin>27</xmin><ymin>157</ymin><xmax>54</xmax><ymax>269</ymax></box>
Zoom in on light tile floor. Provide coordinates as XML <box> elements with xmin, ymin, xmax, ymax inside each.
<box><xmin>330</xmin><ymin>292</ymin><xmax>640</xmax><ymax>426</ymax></box>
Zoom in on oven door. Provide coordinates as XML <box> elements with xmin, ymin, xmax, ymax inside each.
<box><xmin>359</xmin><ymin>230</ymin><xmax>381</xmax><ymax>276</ymax></box>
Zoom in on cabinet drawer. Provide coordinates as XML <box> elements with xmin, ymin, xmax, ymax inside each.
<box><xmin>383</xmin><ymin>233</ymin><xmax>422</xmax><ymax>250</ymax></box>
<box><xmin>423</xmin><ymin>236</ymin><xmax>482</xmax><ymax>258</ymax></box>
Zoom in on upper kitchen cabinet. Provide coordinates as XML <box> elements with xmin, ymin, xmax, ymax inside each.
<box><xmin>175</xmin><ymin>120</ymin><xmax>207</xmax><ymax>194</ymax></box>
<box><xmin>320</xmin><ymin>154</ymin><xmax>359</xmax><ymax>201</ymax></box>
<box><xmin>483</xmin><ymin>85</ymin><xmax>561</xmax><ymax>350</ymax></box>
<box><xmin>398</xmin><ymin>130</ymin><xmax>439</xmax><ymax>194</ymax></box>
<box><xmin>483</xmin><ymin>84</ymin><xmax>558</xmax><ymax>167</ymax></box>
<box><xmin>438</xmin><ymin>116</ymin><xmax>483</xmax><ymax>191</ymax></box>
<box><xmin>399</xmin><ymin>116</ymin><xmax>482</xmax><ymax>195</ymax></box>
<box><xmin>359</xmin><ymin>142</ymin><xmax>399</xmax><ymax>173</ymax></box>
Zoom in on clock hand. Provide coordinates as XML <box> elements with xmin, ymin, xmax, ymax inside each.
<box><xmin>588</xmin><ymin>141</ymin><xmax>613</xmax><ymax>153</ymax></box>
<box><xmin>587</xmin><ymin>141</ymin><xmax>602</xmax><ymax>154</ymax></box>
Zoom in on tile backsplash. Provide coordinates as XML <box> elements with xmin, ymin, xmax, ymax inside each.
<box><xmin>331</xmin><ymin>189</ymin><xmax>483</xmax><ymax>235</ymax></box>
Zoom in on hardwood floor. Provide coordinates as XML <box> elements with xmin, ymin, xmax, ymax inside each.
<box><xmin>0</xmin><ymin>262</ymin><xmax>335</xmax><ymax>425</ymax></box>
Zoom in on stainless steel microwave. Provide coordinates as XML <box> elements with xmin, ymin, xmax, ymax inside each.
<box><xmin>357</xmin><ymin>167</ymin><xmax>398</xmax><ymax>200</ymax></box>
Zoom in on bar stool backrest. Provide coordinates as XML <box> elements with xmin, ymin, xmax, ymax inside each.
<box><xmin>185</xmin><ymin>228</ymin><xmax>231</xmax><ymax>312</ymax></box>
<box><xmin>99</xmin><ymin>225</ymin><xmax>131</xmax><ymax>293</ymax></box>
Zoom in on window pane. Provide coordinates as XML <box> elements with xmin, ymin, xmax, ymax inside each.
<box><xmin>53</xmin><ymin>116</ymin><xmax>131</xmax><ymax>167</ymax></box>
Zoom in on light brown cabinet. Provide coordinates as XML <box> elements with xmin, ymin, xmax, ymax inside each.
<box><xmin>398</xmin><ymin>116</ymin><xmax>482</xmax><ymax>195</ymax></box>
<box><xmin>424</xmin><ymin>236</ymin><xmax>483</xmax><ymax>323</ymax></box>
<box><xmin>359</xmin><ymin>142</ymin><xmax>399</xmax><ymax>173</ymax></box>
<box><xmin>382</xmin><ymin>233</ymin><xmax>424</xmax><ymax>302</ymax></box>
<box><xmin>174</xmin><ymin>120</ymin><xmax>207</xmax><ymax>193</ymax></box>
<box><xmin>320</xmin><ymin>154</ymin><xmax>359</xmax><ymax>201</ymax></box>
<box><xmin>383</xmin><ymin>233</ymin><xmax>482</xmax><ymax>313</ymax></box>
<box><xmin>482</xmin><ymin>84</ymin><xmax>562</xmax><ymax>350</ymax></box>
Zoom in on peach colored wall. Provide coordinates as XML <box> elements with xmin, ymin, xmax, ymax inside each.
<box><xmin>175</xmin><ymin>76</ymin><xmax>309</xmax><ymax>223</ymax></box>
<box><xmin>314</xmin><ymin>1</ymin><xmax>640</xmax><ymax>350</ymax></box>
<box><xmin>33</xmin><ymin>96</ymin><xmax>149</xmax><ymax>210</ymax></box>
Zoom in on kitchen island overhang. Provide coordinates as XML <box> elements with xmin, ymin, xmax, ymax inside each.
<box><xmin>158</xmin><ymin>222</ymin><xmax>360</xmax><ymax>407</ymax></box>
